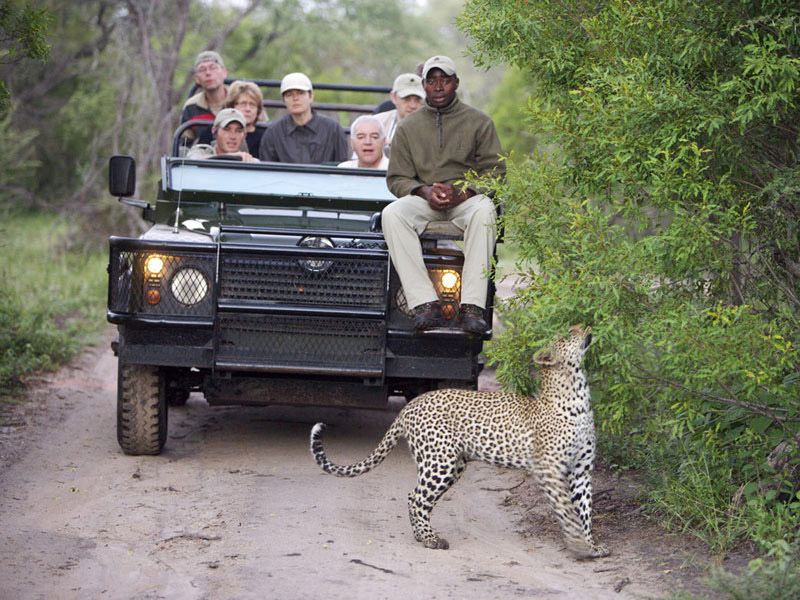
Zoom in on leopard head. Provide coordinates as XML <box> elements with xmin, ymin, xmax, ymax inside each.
<box><xmin>534</xmin><ymin>324</ymin><xmax>592</xmax><ymax>369</ymax></box>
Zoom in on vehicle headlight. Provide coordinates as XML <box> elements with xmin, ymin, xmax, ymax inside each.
<box><xmin>440</xmin><ymin>270</ymin><xmax>459</xmax><ymax>291</ymax></box>
<box><xmin>394</xmin><ymin>267</ymin><xmax>462</xmax><ymax>321</ymax></box>
<box><xmin>170</xmin><ymin>267</ymin><xmax>209</xmax><ymax>305</ymax></box>
<box><xmin>298</xmin><ymin>236</ymin><xmax>335</xmax><ymax>272</ymax></box>
<box><xmin>146</xmin><ymin>255</ymin><xmax>164</xmax><ymax>276</ymax></box>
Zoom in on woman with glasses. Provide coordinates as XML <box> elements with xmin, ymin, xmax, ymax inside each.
<box><xmin>225</xmin><ymin>80</ymin><xmax>270</xmax><ymax>158</ymax></box>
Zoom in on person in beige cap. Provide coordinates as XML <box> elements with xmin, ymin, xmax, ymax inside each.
<box><xmin>185</xmin><ymin>108</ymin><xmax>258</xmax><ymax>162</ymax></box>
<box><xmin>382</xmin><ymin>55</ymin><xmax>505</xmax><ymax>334</ymax></box>
<box><xmin>180</xmin><ymin>50</ymin><xmax>229</xmax><ymax>146</ymax></box>
<box><xmin>259</xmin><ymin>72</ymin><xmax>348</xmax><ymax>164</ymax></box>
<box><xmin>375</xmin><ymin>73</ymin><xmax>425</xmax><ymax>151</ymax></box>
<box><xmin>338</xmin><ymin>115</ymin><xmax>389</xmax><ymax>169</ymax></box>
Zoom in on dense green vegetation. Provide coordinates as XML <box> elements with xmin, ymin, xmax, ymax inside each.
<box><xmin>0</xmin><ymin>212</ymin><xmax>107</xmax><ymax>406</ymax></box>
<box><xmin>460</xmin><ymin>0</ymin><xmax>800</xmax><ymax>588</ymax></box>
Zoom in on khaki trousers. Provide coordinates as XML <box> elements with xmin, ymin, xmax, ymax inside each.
<box><xmin>382</xmin><ymin>193</ymin><xmax>496</xmax><ymax>310</ymax></box>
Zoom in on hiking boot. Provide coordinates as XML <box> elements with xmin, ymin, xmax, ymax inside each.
<box><xmin>456</xmin><ymin>303</ymin><xmax>488</xmax><ymax>334</ymax></box>
<box><xmin>411</xmin><ymin>301</ymin><xmax>445</xmax><ymax>330</ymax></box>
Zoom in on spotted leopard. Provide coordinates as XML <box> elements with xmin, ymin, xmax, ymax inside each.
<box><xmin>310</xmin><ymin>324</ymin><xmax>609</xmax><ymax>559</ymax></box>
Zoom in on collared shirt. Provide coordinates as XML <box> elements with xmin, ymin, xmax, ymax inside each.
<box><xmin>375</xmin><ymin>109</ymin><xmax>399</xmax><ymax>142</ymax></box>
<box><xmin>337</xmin><ymin>155</ymin><xmax>389</xmax><ymax>170</ymax></box>
<box><xmin>259</xmin><ymin>111</ymin><xmax>348</xmax><ymax>164</ymax></box>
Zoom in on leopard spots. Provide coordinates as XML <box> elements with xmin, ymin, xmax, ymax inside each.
<box><xmin>310</xmin><ymin>324</ymin><xmax>609</xmax><ymax>559</ymax></box>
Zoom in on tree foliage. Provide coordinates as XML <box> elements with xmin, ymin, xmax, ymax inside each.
<box><xmin>0</xmin><ymin>0</ymin><xmax>50</xmax><ymax>111</ymax></box>
<box><xmin>460</xmin><ymin>0</ymin><xmax>800</xmax><ymax>546</ymax></box>
<box><xmin>0</xmin><ymin>0</ymin><xmax>487</xmax><ymax>233</ymax></box>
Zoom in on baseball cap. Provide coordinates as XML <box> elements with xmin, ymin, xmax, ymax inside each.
<box><xmin>213</xmin><ymin>108</ymin><xmax>246</xmax><ymax>129</ymax></box>
<box><xmin>422</xmin><ymin>55</ymin><xmax>457</xmax><ymax>80</ymax></box>
<box><xmin>392</xmin><ymin>73</ymin><xmax>424</xmax><ymax>99</ymax></box>
<box><xmin>194</xmin><ymin>50</ymin><xmax>225</xmax><ymax>70</ymax></box>
<box><xmin>280</xmin><ymin>72</ymin><xmax>313</xmax><ymax>94</ymax></box>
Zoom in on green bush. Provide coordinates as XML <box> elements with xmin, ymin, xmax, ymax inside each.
<box><xmin>461</xmin><ymin>0</ymin><xmax>800</xmax><ymax>550</ymax></box>
<box><xmin>0</xmin><ymin>212</ymin><xmax>106</xmax><ymax>402</ymax></box>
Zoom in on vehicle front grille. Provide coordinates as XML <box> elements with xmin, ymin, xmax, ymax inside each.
<box><xmin>218</xmin><ymin>254</ymin><xmax>388</xmax><ymax>309</ymax></box>
<box><xmin>216</xmin><ymin>313</ymin><xmax>384</xmax><ymax>375</ymax></box>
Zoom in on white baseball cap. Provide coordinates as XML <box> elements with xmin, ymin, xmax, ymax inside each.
<box><xmin>392</xmin><ymin>73</ymin><xmax>424</xmax><ymax>99</ymax></box>
<box><xmin>280</xmin><ymin>72</ymin><xmax>313</xmax><ymax>94</ymax></box>
<box><xmin>214</xmin><ymin>108</ymin><xmax>246</xmax><ymax>129</ymax></box>
<box><xmin>422</xmin><ymin>55</ymin><xmax>457</xmax><ymax>80</ymax></box>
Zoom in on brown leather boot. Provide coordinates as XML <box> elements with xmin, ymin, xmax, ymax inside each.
<box><xmin>411</xmin><ymin>301</ymin><xmax>445</xmax><ymax>330</ymax></box>
<box><xmin>455</xmin><ymin>303</ymin><xmax>487</xmax><ymax>334</ymax></box>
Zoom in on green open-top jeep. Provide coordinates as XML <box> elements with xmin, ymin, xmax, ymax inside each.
<box><xmin>106</xmin><ymin>79</ymin><xmax>496</xmax><ymax>455</ymax></box>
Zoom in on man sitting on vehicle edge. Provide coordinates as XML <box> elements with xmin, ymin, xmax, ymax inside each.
<box><xmin>185</xmin><ymin>108</ymin><xmax>259</xmax><ymax>162</ymax></box>
<box><xmin>259</xmin><ymin>72</ymin><xmax>348</xmax><ymax>164</ymax></box>
<box><xmin>382</xmin><ymin>55</ymin><xmax>505</xmax><ymax>335</ymax></box>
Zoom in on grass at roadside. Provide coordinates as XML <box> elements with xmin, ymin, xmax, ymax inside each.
<box><xmin>0</xmin><ymin>211</ymin><xmax>107</xmax><ymax>408</ymax></box>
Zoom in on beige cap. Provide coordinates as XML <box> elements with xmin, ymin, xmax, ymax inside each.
<box><xmin>280</xmin><ymin>72</ymin><xmax>313</xmax><ymax>94</ymax></box>
<box><xmin>194</xmin><ymin>50</ymin><xmax>225</xmax><ymax>70</ymax></box>
<box><xmin>392</xmin><ymin>73</ymin><xmax>424</xmax><ymax>99</ymax></box>
<box><xmin>213</xmin><ymin>108</ymin><xmax>246</xmax><ymax>129</ymax></box>
<box><xmin>422</xmin><ymin>55</ymin><xmax>456</xmax><ymax>79</ymax></box>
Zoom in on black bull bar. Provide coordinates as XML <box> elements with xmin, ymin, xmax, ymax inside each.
<box><xmin>107</xmin><ymin>227</ymin><xmax>391</xmax><ymax>378</ymax></box>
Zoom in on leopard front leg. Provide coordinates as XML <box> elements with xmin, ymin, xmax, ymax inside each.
<box><xmin>535</xmin><ymin>463</ymin><xmax>608</xmax><ymax>559</ymax></box>
<box><xmin>566</xmin><ymin>455</ymin><xmax>609</xmax><ymax>559</ymax></box>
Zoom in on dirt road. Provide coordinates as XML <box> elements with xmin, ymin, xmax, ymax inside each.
<box><xmin>0</xmin><ymin>332</ymin><xmax>670</xmax><ymax>600</ymax></box>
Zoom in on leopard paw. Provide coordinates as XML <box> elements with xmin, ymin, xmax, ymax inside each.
<box><xmin>422</xmin><ymin>536</ymin><xmax>450</xmax><ymax>550</ymax></box>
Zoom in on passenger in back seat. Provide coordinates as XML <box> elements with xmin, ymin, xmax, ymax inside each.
<box><xmin>382</xmin><ymin>55</ymin><xmax>505</xmax><ymax>335</ymax></box>
<box><xmin>180</xmin><ymin>51</ymin><xmax>230</xmax><ymax>147</ymax></box>
<box><xmin>374</xmin><ymin>73</ymin><xmax>425</xmax><ymax>154</ymax></box>
<box><xmin>225</xmin><ymin>80</ymin><xmax>269</xmax><ymax>159</ymax></box>
<box><xmin>338</xmin><ymin>116</ymin><xmax>389</xmax><ymax>170</ymax></box>
<box><xmin>258</xmin><ymin>72</ymin><xmax>348</xmax><ymax>164</ymax></box>
<box><xmin>185</xmin><ymin>108</ymin><xmax>259</xmax><ymax>162</ymax></box>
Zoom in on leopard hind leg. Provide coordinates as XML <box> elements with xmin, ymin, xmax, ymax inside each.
<box><xmin>407</xmin><ymin>452</ymin><xmax>466</xmax><ymax>550</ymax></box>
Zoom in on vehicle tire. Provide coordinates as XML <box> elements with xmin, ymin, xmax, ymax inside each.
<box><xmin>117</xmin><ymin>363</ymin><xmax>168</xmax><ymax>455</ymax></box>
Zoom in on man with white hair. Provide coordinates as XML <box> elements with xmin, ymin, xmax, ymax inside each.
<box><xmin>185</xmin><ymin>108</ymin><xmax>258</xmax><ymax>162</ymax></box>
<box><xmin>338</xmin><ymin>115</ymin><xmax>389</xmax><ymax>169</ymax></box>
<box><xmin>375</xmin><ymin>73</ymin><xmax>425</xmax><ymax>151</ymax></box>
<box><xmin>259</xmin><ymin>72</ymin><xmax>348</xmax><ymax>164</ymax></box>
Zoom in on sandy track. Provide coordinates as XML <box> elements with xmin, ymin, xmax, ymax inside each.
<box><xmin>0</xmin><ymin>332</ymin><xmax>661</xmax><ymax>600</ymax></box>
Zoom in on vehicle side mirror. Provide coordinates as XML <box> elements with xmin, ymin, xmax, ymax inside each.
<box><xmin>109</xmin><ymin>155</ymin><xmax>136</xmax><ymax>198</ymax></box>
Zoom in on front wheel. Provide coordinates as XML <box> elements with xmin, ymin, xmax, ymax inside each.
<box><xmin>117</xmin><ymin>363</ymin><xmax>168</xmax><ymax>455</ymax></box>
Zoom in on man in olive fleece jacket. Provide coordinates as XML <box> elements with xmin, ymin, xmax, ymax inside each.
<box><xmin>383</xmin><ymin>55</ymin><xmax>505</xmax><ymax>334</ymax></box>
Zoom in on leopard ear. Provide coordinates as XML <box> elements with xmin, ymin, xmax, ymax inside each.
<box><xmin>534</xmin><ymin>349</ymin><xmax>557</xmax><ymax>367</ymax></box>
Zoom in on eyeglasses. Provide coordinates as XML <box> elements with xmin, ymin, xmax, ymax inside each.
<box><xmin>233</xmin><ymin>100</ymin><xmax>259</xmax><ymax>109</ymax></box>
<box><xmin>196</xmin><ymin>63</ymin><xmax>221</xmax><ymax>75</ymax></box>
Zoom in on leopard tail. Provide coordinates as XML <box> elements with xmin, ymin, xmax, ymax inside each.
<box><xmin>310</xmin><ymin>420</ymin><xmax>405</xmax><ymax>477</ymax></box>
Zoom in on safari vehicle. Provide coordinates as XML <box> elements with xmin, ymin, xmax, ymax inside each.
<box><xmin>106</xmin><ymin>78</ymin><xmax>497</xmax><ymax>455</ymax></box>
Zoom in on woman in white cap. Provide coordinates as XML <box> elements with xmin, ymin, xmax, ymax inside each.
<box><xmin>258</xmin><ymin>72</ymin><xmax>348</xmax><ymax>164</ymax></box>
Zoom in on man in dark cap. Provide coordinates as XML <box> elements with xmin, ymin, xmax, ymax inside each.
<box><xmin>383</xmin><ymin>55</ymin><xmax>505</xmax><ymax>334</ymax></box>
